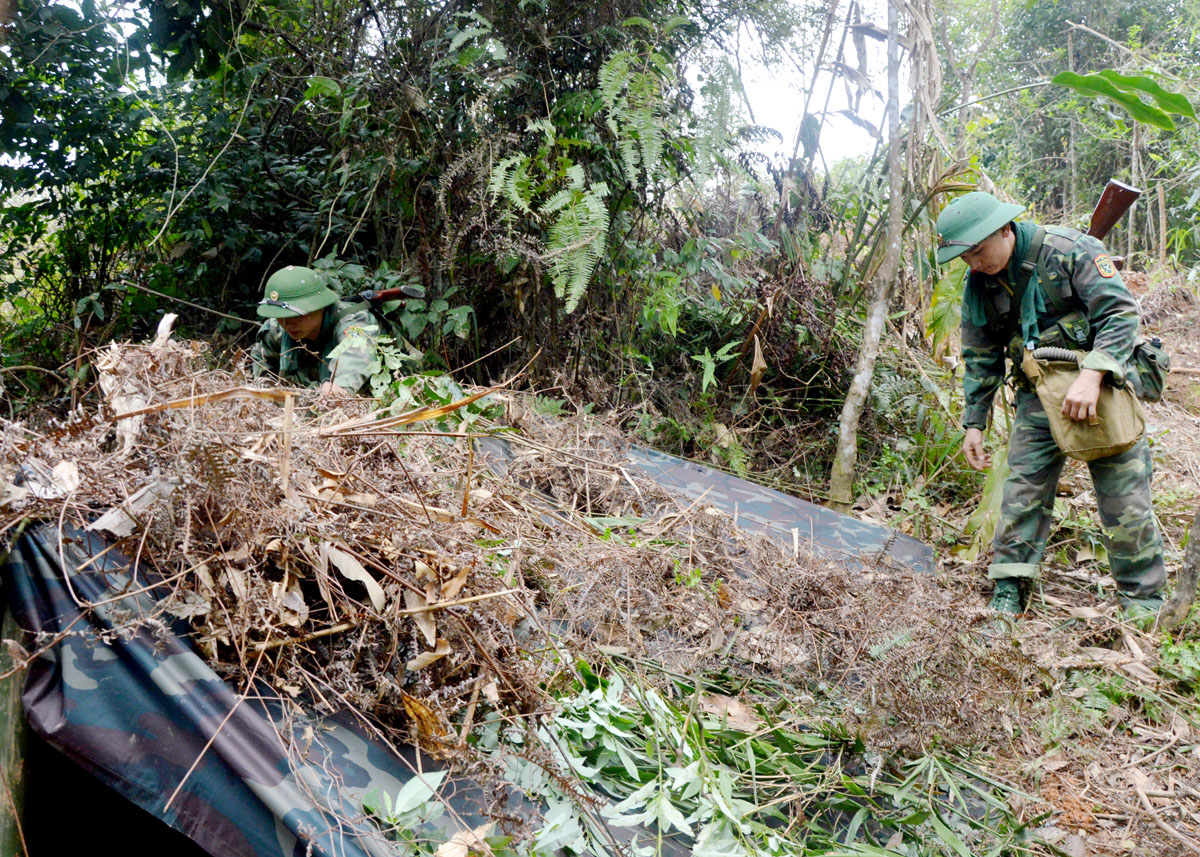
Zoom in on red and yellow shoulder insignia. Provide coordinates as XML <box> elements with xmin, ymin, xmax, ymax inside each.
<box><xmin>344</xmin><ymin>325</ymin><xmax>366</xmax><ymax>337</ymax></box>
<box><xmin>1094</xmin><ymin>254</ymin><xmax>1117</xmax><ymax>278</ymax></box>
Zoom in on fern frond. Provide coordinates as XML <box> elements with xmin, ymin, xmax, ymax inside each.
<box><xmin>564</xmin><ymin>163</ymin><xmax>586</xmax><ymax>188</ymax></box>
<box><xmin>599</xmin><ymin>52</ymin><xmax>633</xmax><ymax>108</ymax></box>
<box><xmin>539</xmin><ymin>188</ymin><xmax>577</xmax><ymax>216</ymax></box>
<box><xmin>526</xmin><ymin>117</ymin><xmax>556</xmax><ymax>144</ymax></box>
<box><xmin>487</xmin><ymin>154</ymin><xmax>523</xmax><ymax>200</ymax></box>
<box><xmin>545</xmin><ymin>186</ymin><xmax>610</xmax><ymax>313</ymax></box>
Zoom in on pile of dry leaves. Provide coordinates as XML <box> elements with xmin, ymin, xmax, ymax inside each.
<box><xmin>0</xmin><ymin>320</ymin><xmax>1038</xmax><ymax>755</ymax></box>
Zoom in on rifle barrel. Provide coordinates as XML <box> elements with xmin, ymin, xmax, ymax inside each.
<box><xmin>356</xmin><ymin>285</ymin><xmax>425</xmax><ymax>303</ymax></box>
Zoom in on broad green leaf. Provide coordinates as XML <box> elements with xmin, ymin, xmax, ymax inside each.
<box><xmin>662</xmin><ymin>16</ymin><xmax>692</xmax><ymax>36</ymax></box>
<box><xmin>389</xmin><ymin>769</ymin><xmax>447</xmax><ymax>815</ymax></box>
<box><xmin>299</xmin><ymin>75</ymin><xmax>341</xmax><ymax>104</ymax></box>
<box><xmin>693</xmin><ymin>348</ymin><xmax>717</xmax><ymax>392</ymax></box>
<box><xmin>1096</xmin><ymin>69</ymin><xmax>1196</xmax><ymax>119</ymax></box>
<box><xmin>621</xmin><ymin>16</ymin><xmax>655</xmax><ymax>30</ymax></box>
<box><xmin>1051</xmin><ymin>71</ymin><xmax>1175</xmax><ymax>130</ymax></box>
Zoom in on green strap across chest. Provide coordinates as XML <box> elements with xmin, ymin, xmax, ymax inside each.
<box><xmin>1012</xmin><ymin>225</ymin><xmax>1045</xmax><ymax>309</ymax></box>
<box><xmin>1036</xmin><ymin>228</ymin><xmax>1071</xmax><ymax>315</ymax></box>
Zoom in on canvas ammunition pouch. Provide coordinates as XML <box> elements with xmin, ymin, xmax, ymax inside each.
<box><xmin>1130</xmin><ymin>336</ymin><xmax>1170</xmax><ymax>402</ymax></box>
<box><xmin>1021</xmin><ymin>347</ymin><xmax>1145</xmax><ymax>462</ymax></box>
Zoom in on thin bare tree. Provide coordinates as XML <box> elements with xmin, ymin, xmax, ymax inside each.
<box><xmin>828</xmin><ymin>0</ymin><xmax>903</xmax><ymax>512</ymax></box>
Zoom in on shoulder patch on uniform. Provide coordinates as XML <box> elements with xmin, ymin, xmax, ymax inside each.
<box><xmin>1094</xmin><ymin>254</ymin><xmax>1117</xmax><ymax>278</ymax></box>
<box><xmin>344</xmin><ymin>325</ymin><xmax>366</xmax><ymax>337</ymax></box>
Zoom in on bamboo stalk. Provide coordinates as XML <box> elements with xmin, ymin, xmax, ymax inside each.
<box><xmin>280</xmin><ymin>393</ymin><xmax>294</xmax><ymax>500</ymax></box>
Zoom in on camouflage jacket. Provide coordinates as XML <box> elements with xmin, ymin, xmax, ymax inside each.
<box><xmin>960</xmin><ymin>220</ymin><xmax>1142</xmax><ymax>430</ymax></box>
<box><xmin>251</xmin><ymin>299</ymin><xmax>381</xmax><ymax>393</ymax></box>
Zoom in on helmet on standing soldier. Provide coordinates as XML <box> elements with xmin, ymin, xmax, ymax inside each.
<box><xmin>935</xmin><ymin>191</ymin><xmax>1024</xmax><ymax>265</ymax></box>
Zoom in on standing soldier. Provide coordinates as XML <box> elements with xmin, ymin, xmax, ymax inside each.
<box><xmin>251</xmin><ymin>266</ymin><xmax>381</xmax><ymax>396</ymax></box>
<box><xmin>936</xmin><ymin>191</ymin><xmax>1166</xmax><ymax>618</ymax></box>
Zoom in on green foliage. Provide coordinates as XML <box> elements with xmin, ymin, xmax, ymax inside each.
<box><xmin>373</xmin><ymin>372</ymin><xmax>503</xmax><ymax>432</ymax></box>
<box><xmin>1159</xmin><ymin>639</ymin><xmax>1200</xmax><ymax>687</ymax></box>
<box><xmin>362</xmin><ymin>770</ymin><xmax>447</xmax><ymax>834</ymax></box>
<box><xmin>599</xmin><ymin>29</ymin><xmax>677</xmax><ymax>187</ymax></box>
<box><xmin>691</xmin><ymin>342</ymin><xmax>738</xmax><ymax>394</ymax></box>
<box><xmin>925</xmin><ymin>270</ymin><xmax>964</xmax><ymax>361</ymax></box>
<box><xmin>483</xmin><ymin>22</ymin><xmax>686</xmax><ymax>315</ymax></box>
<box><xmin>472</xmin><ymin>664</ymin><xmax>1037</xmax><ymax>856</ymax></box>
<box><xmin>945</xmin><ymin>0</ymin><xmax>1200</xmax><ymax>269</ymax></box>
<box><xmin>1052</xmin><ymin>70</ymin><xmax>1196</xmax><ymax>131</ymax></box>
<box><xmin>488</xmin><ymin>144</ymin><xmax>612</xmax><ymax>314</ymax></box>
<box><xmin>361</xmin><ymin>771</ymin><xmax>524</xmax><ymax>856</ymax></box>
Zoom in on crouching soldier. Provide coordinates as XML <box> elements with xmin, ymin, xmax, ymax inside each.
<box><xmin>251</xmin><ymin>266</ymin><xmax>381</xmax><ymax>396</ymax></box>
<box><xmin>936</xmin><ymin>191</ymin><xmax>1166</xmax><ymax>619</ymax></box>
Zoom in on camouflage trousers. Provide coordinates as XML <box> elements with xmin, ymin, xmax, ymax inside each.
<box><xmin>987</xmin><ymin>391</ymin><xmax>1166</xmax><ymax>598</ymax></box>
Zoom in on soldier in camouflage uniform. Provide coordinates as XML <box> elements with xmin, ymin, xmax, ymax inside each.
<box><xmin>936</xmin><ymin>191</ymin><xmax>1165</xmax><ymax>616</ymax></box>
<box><xmin>251</xmin><ymin>265</ymin><xmax>381</xmax><ymax>395</ymax></box>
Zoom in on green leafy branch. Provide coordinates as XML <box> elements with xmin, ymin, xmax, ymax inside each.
<box><xmin>474</xmin><ymin>662</ymin><xmax>1038</xmax><ymax>856</ymax></box>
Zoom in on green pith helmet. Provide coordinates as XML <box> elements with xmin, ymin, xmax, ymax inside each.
<box><xmin>935</xmin><ymin>191</ymin><xmax>1024</xmax><ymax>265</ymax></box>
<box><xmin>256</xmin><ymin>266</ymin><xmax>340</xmax><ymax>319</ymax></box>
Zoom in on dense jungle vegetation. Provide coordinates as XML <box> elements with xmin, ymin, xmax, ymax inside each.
<box><xmin>7</xmin><ymin>3</ymin><xmax>1200</xmax><ymax>855</ymax></box>
<box><xmin>1</xmin><ymin>0</ymin><xmax>1198</xmax><ymax>524</ymax></box>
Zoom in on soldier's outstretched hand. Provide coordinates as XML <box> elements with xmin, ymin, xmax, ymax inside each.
<box><xmin>317</xmin><ymin>381</ymin><xmax>351</xmax><ymax>399</ymax></box>
<box><xmin>963</xmin><ymin>427</ymin><xmax>992</xmax><ymax>471</ymax></box>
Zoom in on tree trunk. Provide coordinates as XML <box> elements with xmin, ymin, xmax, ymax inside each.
<box><xmin>828</xmin><ymin>0</ymin><xmax>903</xmax><ymax>513</ymax></box>
<box><xmin>1162</xmin><ymin>501</ymin><xmax>1200</xmax><ymax>628</ymax></box>
<box><xmin>1127</xmin><ymin>123</ymin><xmax>1139</xmax><ymax>261</ymax></box>
<box><xmin>1067</xmin><ymin>30</ymin><xmax>1077</xmax><ymax>218</ymax></box>
<box><xmin>1158</xmin><ymin>184</ymin><xmax>1168</xmax><ymax>267</ymax></box>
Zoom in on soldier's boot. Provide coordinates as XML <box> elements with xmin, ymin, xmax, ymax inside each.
<box><xmin>989</xmin><ymin>578</ymin><xmax>1023</xmax><ymax>615</ymax></box>
<box><xmin>1119</xmin><ymin>593</ymin><xmax>1164</xmax><ymax>630</ymax></box>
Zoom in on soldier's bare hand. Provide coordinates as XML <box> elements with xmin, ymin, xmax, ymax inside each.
<box><xmin>963</xmin><ymin>427</ymin><xmax>991</xmax><ymax>471</ymax></box>
<box><xmin>1062</xmin><ymin>368</ymin><xmax>1104</xmax><ymax>423</ymax></box>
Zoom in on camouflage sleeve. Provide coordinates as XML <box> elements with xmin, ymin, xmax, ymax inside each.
<box><xmin>325</xmin><ymin>307</ymin><xmax>382</xmax><ymax>393</ymax></box>
<box><xmin>250</xmin><ymin>320</ymin><xmax>283</xmax><ymax>379</ymax></box>
<box><xmin>961</xmin><ymin>312</ymin><xmax>1005</xmax><ymax>430</ymax></box>
<box><xmin>1067</xmin><ymin>235</ymin><xmax>1140</xmax><ymax>382</ymax></box>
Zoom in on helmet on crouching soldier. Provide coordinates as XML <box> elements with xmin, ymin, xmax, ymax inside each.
<box><xmin>256</xmin><ymin>266</ymin><xmax>341</xmax><ymax>319</ymax></box>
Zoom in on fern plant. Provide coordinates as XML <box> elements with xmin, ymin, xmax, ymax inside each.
<box><xmin>541</xmin><ymin>171</ymin><xmax>610</xmax><ymax>312</ymax></box>
<box><xmin>487</xmin><ymin>124</ymin><xmax>612</xmax><ymax>313</ymax></box>
<box><xmin>481</xmin><ymin>20</ymin><xmax>686</xmax><ymax>315</ymax></box>
<box><xmin>598</xmin><ymin>30</ymin><xmax>675</xmax><ymax>188</ymax></box>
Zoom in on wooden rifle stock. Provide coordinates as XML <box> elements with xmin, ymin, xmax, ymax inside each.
<box><xmin>1087</xmin><ymin>180</ymin><xmax>1142</xmax><ymax>271</ymax></box>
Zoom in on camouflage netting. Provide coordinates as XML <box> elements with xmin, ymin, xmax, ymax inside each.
<box><xmin>0</xmin><ymin>323</ymin><xmax>1038</xmax><ymax>755</ymax></box>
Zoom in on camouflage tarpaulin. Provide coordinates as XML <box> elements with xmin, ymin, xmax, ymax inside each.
<box><xmin>625</xmin><ymin>447</ymin><xmax>936</xmax><ymax>575</ymax></box>
<box><xmin>475</xmin><ymin>437</ymin><xmax>934</xmax><ymax>575</ymax></box>
<box><xmin>2</xmin><ymin>521</ymin><xmax>696</xmax><ymax>857</ymax></box>
<box><xmin>2</xmin><ymin>521</ymin><xmax>488</xmax><ymax>857</ymax></box>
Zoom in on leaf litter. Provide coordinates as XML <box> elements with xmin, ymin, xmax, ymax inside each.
<box><xmin>1</xmin><ymin>321</ymin><xmax>1198</xmax><ymax>854</ymax></box>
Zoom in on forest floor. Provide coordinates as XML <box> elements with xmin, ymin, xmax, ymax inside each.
<box><xmin>880</xmin><ymin>272</ymin><xmax>1200</xmax><ymax>857</ymax></box>
<box><xmin>2</xmin><ymin>277</ymin><xmax>1199</xmax><ymax>856</ymax></box>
